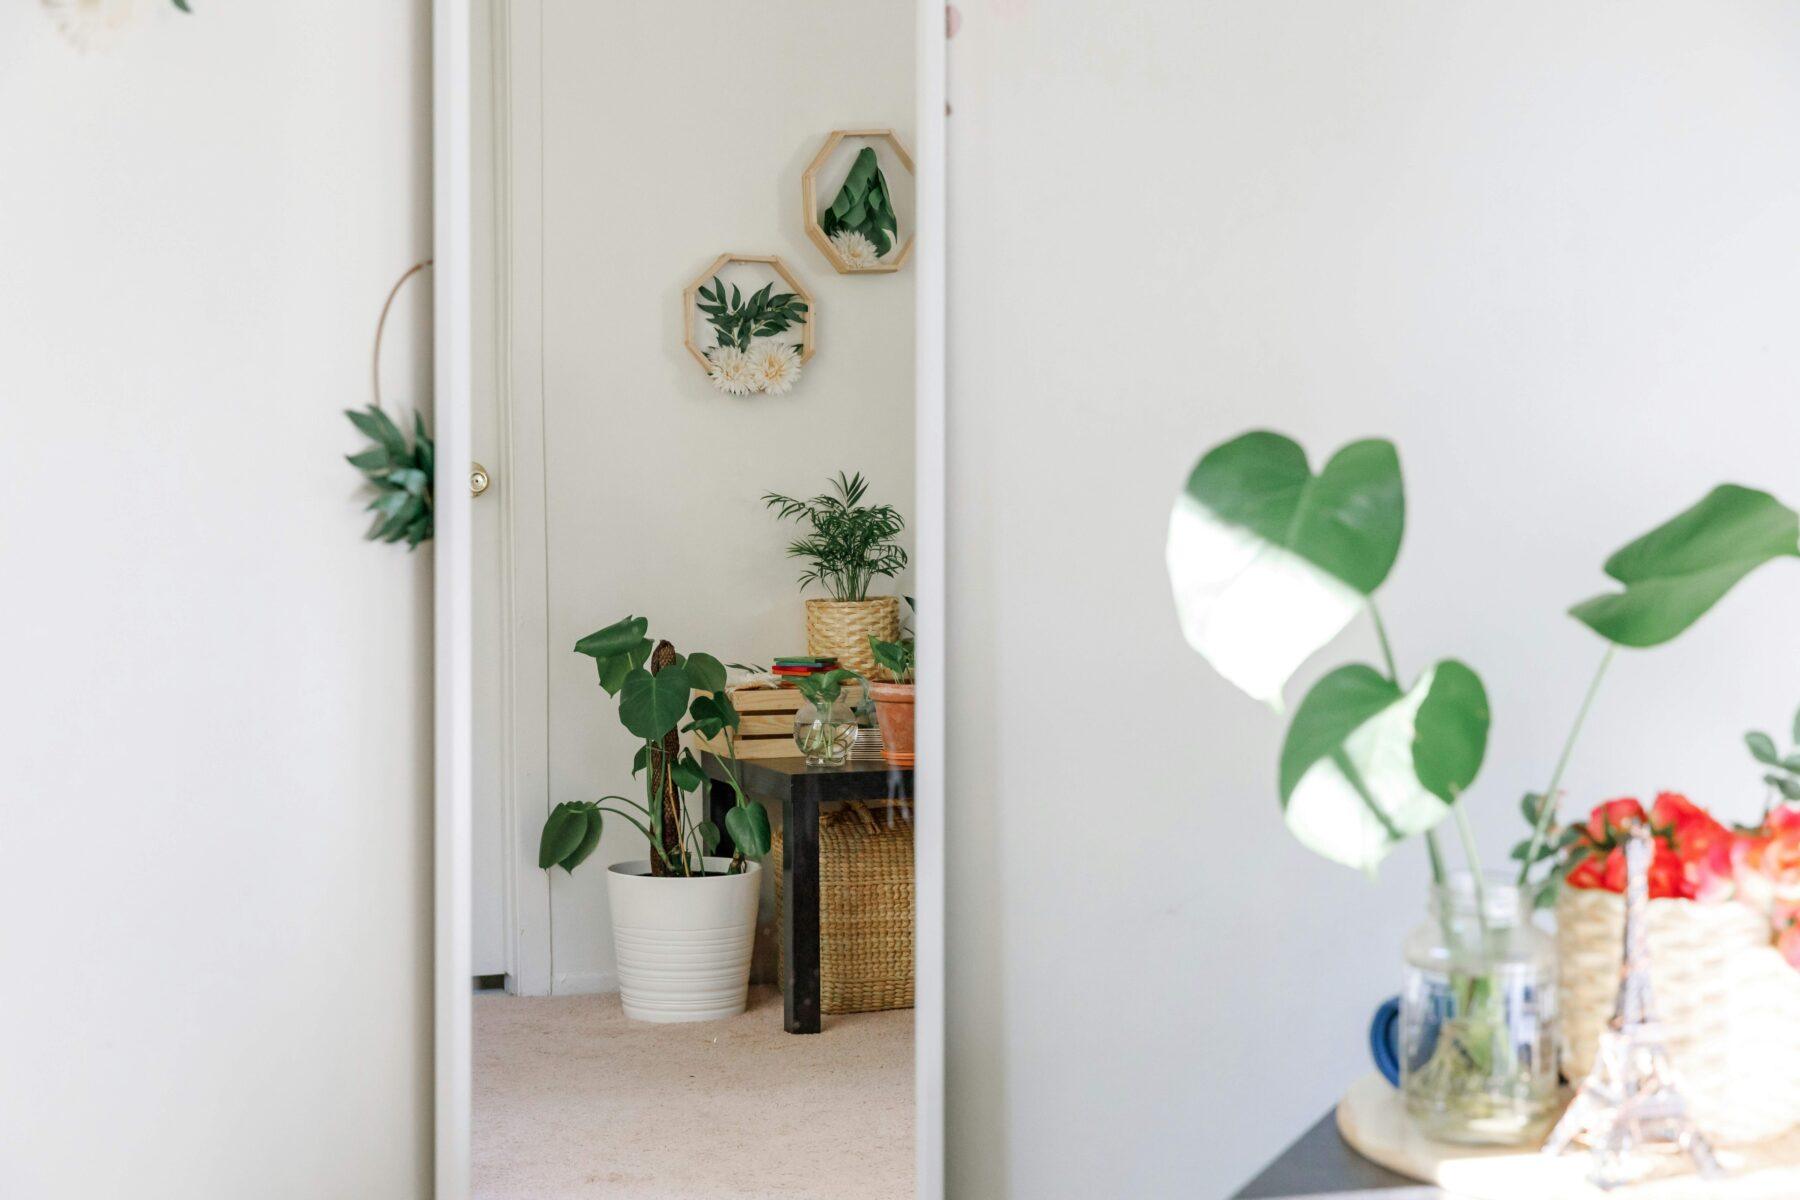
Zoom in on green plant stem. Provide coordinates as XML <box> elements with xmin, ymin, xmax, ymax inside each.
<box><xmin>1370</xmin><ymin>600</ymin><xmax>1450</xmax><ymax>887</ymax></box>
<box><xmin>1450</xmin><ymin>795</ymin><xmax>1489</xmax><ymax>943</ymax></box>
<box><xmin>1516</xmin><ymin>645</ymin><xmax>1616</xmax><ymax>886</ymax></box>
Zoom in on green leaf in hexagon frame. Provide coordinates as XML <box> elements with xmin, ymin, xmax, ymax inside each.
<box><xmin>1569</xmin><ymin>485</ymin><xmax>1798</xmax><ymax>648</ymax></box>
<box><xmin>1277</xmin><ymin>660</ymin><xmax>1489</xmax><ymax>872</ymax></box>
<box><xmin>1167</xmin><ymin>432</ymin><xmax>1404</xmax><ymax>710</ymax></box>
<box><xmin>820</xmin><ymin>146</ymin><xmax>899</xmax><ymax>257</ymax></box>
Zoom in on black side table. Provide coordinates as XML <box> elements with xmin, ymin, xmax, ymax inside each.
<box><xmin>1233</xmin><ymin>1113</ymin><xmax>1447</xmax><ymax>1199</ymax></box>
<box><xmin>700</xmin><ymin>753</ymin><xmax>913</xmax><ymax>1034</ymax></box>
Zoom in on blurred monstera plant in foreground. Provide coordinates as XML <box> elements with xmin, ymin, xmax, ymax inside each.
<box><xmin>1166</xmin><ymin>430</ymin><xmax>1799</xmax><ymax>891</ymax></box>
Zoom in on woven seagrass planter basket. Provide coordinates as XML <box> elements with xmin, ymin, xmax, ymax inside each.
<box><xmin>805</xmin><ymin>596</ymin><xmax>900</xmax><ymax>678</ymax></box>
<box><xmin>776</xmin><ymin>802</ymin><xmax>914</xmax><ymax>1015</ymax></box>
<box><xmin>1557</xmin><ymin>887</ymin><xmax>1800</xmax><ymax>1144</ymax></box>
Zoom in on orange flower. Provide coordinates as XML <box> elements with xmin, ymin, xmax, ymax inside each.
<box><xmin>1738</xmin><ymin>804</ymin><xmax>1800</xmax><ymax>909</ymax></box>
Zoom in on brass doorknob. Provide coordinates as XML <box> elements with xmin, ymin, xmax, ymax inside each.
<box><xmin>470</xmin><ymin>463</ymin><xmax>491</xmax><ymax>497</ymax></box>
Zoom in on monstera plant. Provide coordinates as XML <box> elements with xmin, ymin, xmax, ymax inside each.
<box><xmin>1167</xmin><ymin>431</ymin><xmax>1800</xmax><ymax>889</ymax></box>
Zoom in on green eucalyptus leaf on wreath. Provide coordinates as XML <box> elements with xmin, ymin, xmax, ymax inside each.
<box><xmin>345</xmin><ymin>405</ymin><xmax>434</xmax><ymax>549</ymax></box>
<box><xmin>1167</xmin><ymin>432</ymin><xmax>1404</xmax><ymax>710</ymax></box>
<box><xmin>1569</xmin><ymin>485</ymin><xmax>1799</xmax><ymax>648</ymax></box>
<box><xmin>618</xmin><ymin>664</ymin><xmax>692</xmax><ymax>741</ymax></box>
<box><xmin>1748</xmin><ymin>731</ymin><xmax>1781</xmax><ymax>767</ymax></box>
<box><xmin>724</xmin><ymin>802</ymin><xmax>772</xmax><ymax>860</ymax></box>
<box><xmin>1277</xmin><ymin>660</ymin><xmax>1487</xmax><ymax>872</ymax></box>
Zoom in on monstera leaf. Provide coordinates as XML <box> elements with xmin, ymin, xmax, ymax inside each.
<box><xmin>1278</xmin><ymin>661</ymin><xmax>1489</xmax><ymax>872</ymax></box>
<box><xmin>1570</xmin><ymin>485</ymin><xmax>1799</xmax><ymax>648</ymax></box>
<box><xmin>574</xmin><ymin>616</ymin><xmax>653</xmax><ymax>696</ymax></box>
<box><xmin>617</xmin><ymin>665</ymin><xmax>692</xmax><ymax>741</ymax></box>
<box><xmin>1167</xmin><ymin>432</ymin><xmax>1404</xmax><ymax>709</ymax></box>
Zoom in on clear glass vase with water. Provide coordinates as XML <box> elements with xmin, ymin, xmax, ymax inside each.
<box><xmin>1399</xmin><ymin>872</ymin><xmax>1560</xmax><ymax>1144</ymax></box>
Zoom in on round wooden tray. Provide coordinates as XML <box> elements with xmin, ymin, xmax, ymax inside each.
<box><xmin>1336</xmin><ymin>1073</ymin><xmax>1800</xmax><ymax>1199</ymax></box>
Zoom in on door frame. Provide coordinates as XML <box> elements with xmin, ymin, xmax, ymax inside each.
<box><xmin>433</xmin><ymin>0</ymin><xmax>948</xmax><ymax>1195</ymax></box>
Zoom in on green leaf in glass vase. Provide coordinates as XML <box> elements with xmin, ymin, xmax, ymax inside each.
<box><xmin>1278</xmin><ymin>660</ymin><xmax>1488</xmax><ymax>872</ymax></box>
<box><xmin>1569</xmin><ymin>485</ymin><xmax>1799</xmax><ymax>648</ymax></box>
<box><xmin>618</xmin><ymin>664</ymin><xmax>692</xmax><ymax>741</ymax></box>
<box><xmin>1166</xmin><ymin>432</ymin><xmax>1404</xmax><ymax>710</ymax></box>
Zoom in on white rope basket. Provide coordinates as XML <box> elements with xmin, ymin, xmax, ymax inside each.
<box><xmin>1557</xmin><ymin>888</ymin><xmax>1800</xmax><ymax>1144</ymax></box>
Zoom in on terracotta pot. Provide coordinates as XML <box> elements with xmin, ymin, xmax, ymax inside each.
<box><xmin>867</xmin><ymin>681</ymin><xmax>916</xmax><ymax>767</ymax></box>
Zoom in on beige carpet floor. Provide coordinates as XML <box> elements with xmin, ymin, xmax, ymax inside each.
<box><xmin>474</xmin><ymin>987</ymin><xmax>914</xmax><ymax>1200</ymax></box>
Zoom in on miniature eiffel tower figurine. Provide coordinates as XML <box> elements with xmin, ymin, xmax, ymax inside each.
<box><xmin>1542</xmin><ymin>821</ymin><xmax>1723</xmax><ymax>1189</ymax></box>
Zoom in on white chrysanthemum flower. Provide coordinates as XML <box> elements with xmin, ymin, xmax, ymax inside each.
<box><xmin>706</xmin><ymin>346</ymin><xmax>755</xmax><ymax>396</ymax></box>
<box><xmin>747</xmin><ymin>341</ymin><xmax>802</xmax><ymax>396</ymax></box>
<box><xmin>42</xmin><ymin>0</ymin><xmax>141</xmax><ymax>52</ymax></box>
<box><xmin>830</xmin><ymin>229</ymin><xmax>881</xmax><ymax>270</ymax></box>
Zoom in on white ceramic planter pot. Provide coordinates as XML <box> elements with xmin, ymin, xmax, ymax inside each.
<box><xmin>605</xmin><ymin>857</ymin><xmax>761</xmax><ymax>1023</ymax></box>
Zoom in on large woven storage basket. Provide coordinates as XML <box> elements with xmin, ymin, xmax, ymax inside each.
<box><xmin>776</xmin><ymin>802</ymin><xmax>914</xmax><ymax>1014</ymax></box>
<box><xmin>804</xmin><ymin>597</ymin><xmax>900</xmax><ymax>678</ymax></box>
<box><xmin>1557</xmin><ymin>888</ymin><xmax>1800</xmax><ymax>1144</ymax></box>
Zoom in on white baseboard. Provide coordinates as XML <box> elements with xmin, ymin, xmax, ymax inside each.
<box><xmin>552</xmin><ymin>968</ymin><xmax>619</xmax><ymax>996</ymax></box>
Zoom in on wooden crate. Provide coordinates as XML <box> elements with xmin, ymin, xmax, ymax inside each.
<box><xmin>690</xmin><ymin>683</ymin><xmax>864</xmax><ymax>761</ymax></box>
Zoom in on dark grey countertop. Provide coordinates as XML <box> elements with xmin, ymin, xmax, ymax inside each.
<box><xmin>1232</xmin><ymin>1113</ymin><xmax>1453</xmax><ymax>1200</ymax></box>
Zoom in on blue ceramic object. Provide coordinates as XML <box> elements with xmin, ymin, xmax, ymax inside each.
<box><xmin>1369</xmin><ymin>996</ymin><xmax>1402</xmax><ymax>1087</ymax></box>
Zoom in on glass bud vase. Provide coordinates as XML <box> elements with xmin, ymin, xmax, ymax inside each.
<box><xmin>793</xmin><ymin>694</ymin><xmax>855</xmax><ymax>766</ymax></box>
<box><xmin>1399</xmin><ymin>872</ymin><xmax>1560</xmax><ymax>1145</ymax></box>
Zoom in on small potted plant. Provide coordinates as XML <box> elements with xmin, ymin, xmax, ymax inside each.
<box><xmin>763</xmin><ymin>471</ymin><xmax>907</xmax><ymax>677</ymax></box>
<box><xmin>538</xmin><ymin>615</ymin><xmax>772</xmax><ymax>1023</ymax></box>
<box><xmin>867</xmin><ymin>634</ymin><xmax>915</xmax><ymax>767</ymax></box>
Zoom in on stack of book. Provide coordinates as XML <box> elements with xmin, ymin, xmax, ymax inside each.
<box><xmin>771</xmin><ymin>656</ymin><xmax>838</xmax><ymax>680</ymax></box>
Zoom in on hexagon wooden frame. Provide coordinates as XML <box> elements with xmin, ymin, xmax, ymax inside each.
<box><xmin>681</xmin><ymin>253</ymin><xmax>817</xmax><ymax>373</ymax></box>
<box><xmin>802</xmin><ymin>129</ymin><xmax>916</xmax><ymax>274</ymax></box>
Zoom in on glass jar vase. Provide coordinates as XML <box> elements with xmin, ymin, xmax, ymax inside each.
<box><xmin>1399</xmin><ymin>872</ymin><xmax>1560</xmax><ymax>1145</ymax></box>
<box><xmin>792</xmin><ymin>694</ymin><xmax>855</xmax><ymax>766</ymax></box>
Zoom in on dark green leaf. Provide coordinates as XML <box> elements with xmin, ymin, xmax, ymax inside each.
<box><xmin>724</xmin><ymin>802</ymin><xmax>772</xmax><ymax>859</ymax></box>
<box><xmin>619</xmin><ymin>664</ymin><xmax>692</xmax><ymax>741</ymax></box>
<box><xmin>697</xmin><ymin>820</ymin><xmax>721</xmax><ymax>854</ymax></box>
<box><xmin>685</xmin><ymin>652</ymin><xmax>728</xmax><ymax>694</ymax></box>
<box><xmin>671</xmin><ymin>750</ymin><xmax>705</xmax><ymax>793</ymax></box>
<box><xmin>631</xmin><ymin>745</ymin><xmax>649</xmax><ymax>777</ymax></box>
<box><xmin>538</xmin><ymin>804</ymin><xmax>586</xmax><ymax>870</ymax></box>
<box><xmin>1569</xmin><ymin>485</ymin><xmax>1799</xmax><ymax>648</ymax></box>
<box><xmin>346</xmin><ymin>406</ymin><xmax>408</xmax><ymax>457</ymax></box>
<box><xmin>575</xmin><ymin>616</ymin><xmax>649</xmax><ymax>660</ymax></box>
<box><xmin>560</xmin><ymin>806</ymin><xmax>603</xmax><ymax>873</ymax></box>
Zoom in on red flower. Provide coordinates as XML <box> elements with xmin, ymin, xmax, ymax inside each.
<box><xmin>1650</xmin><ymin>791</ymin><xmax>1735</xmax><ymax>900</ymax></box>
<box><xmin>1583</xmin><ymin>797</ymin><xmax>1646</xmax><ymax>846</ymax></box>
<box><xmin>1574</xmin><ymin>842</ymin><xmax>1685</xmax><ymax>899</ymax></box>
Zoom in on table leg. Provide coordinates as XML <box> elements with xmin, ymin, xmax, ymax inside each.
<box><xmin>707</xmin><ymin>777</ymin><xmax>737</xmax><ymax>860</ymax></box>
<box><xmin>782</xmin><ymin>784</ymin><xmax>821</xmax><ymax>1034</ymax></box>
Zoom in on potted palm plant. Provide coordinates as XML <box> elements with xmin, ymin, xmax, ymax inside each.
<box><xmin>763</xmin><ymin>471</ymin><xmax>907</xmax><ymax>677</ymax></box>
<box><xmin>538</xmin><ymin>615</ymin><xmax>773</xmax><ymax>1023</ymax></box>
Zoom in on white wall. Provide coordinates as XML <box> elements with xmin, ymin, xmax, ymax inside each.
<box><xmin>0</xmin><ymin>5</ymin><xmax>434</xmax><ymax>1197</ymax></box>
<box><xmin>516</xmin><ymin>1</ymin><xmax>917</xmax><ymax>992</ymax></box>
<box><xmin>944</xmin><ymin>4</ymin><xmax>1800</xmax><ymax>1197</ymax></box>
